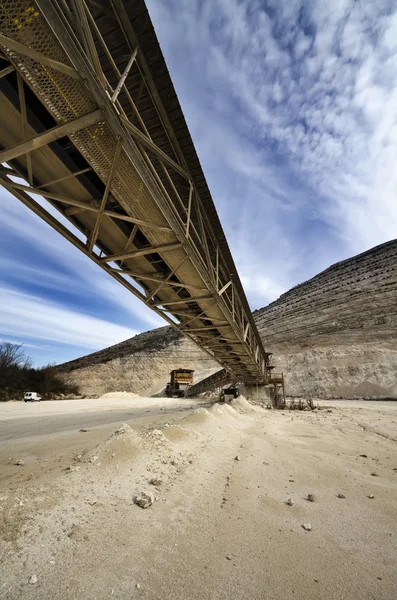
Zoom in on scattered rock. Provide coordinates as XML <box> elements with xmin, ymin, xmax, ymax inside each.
<box><xmin>337</xmin><ymin>493</ymin><xmax>346</xmax><ymax>499</ymax></box>
<box><xmin>28</xmin><ymin>574</ymin><xmax>38</xmax><ymax>585</ymax></box>
<box><xmin>89</xmin><ymin>500</ymin><xmax>97</xmax><ymax>506</ymax></box>
<box><xmin>66</xmin><ymin>465</ymin><xmax>80</xmax><ymax>473</ymax></box>
<box><xmin>90</xmin><ymin>456</ymin><xmax>99</xmax><ymax>464</ymax></box>
<box><xmin>368</xmin><ymin>494</ymin><xmax>375</xmax><ymax>499</ymax></box>
<box><xmin>235</xmin><ymin>455</ymin><xmax>241</xmax><ymax>461</ymax></box>
<box><xmin>80</xmin><ymin>428</ymin><xmax>88</xmax><ymax>432</ymax></box>
<box><xmin>307</xmin><ymin>494</ymin><xmax>316</xmax><ymax>502</ymax></box>
<box><xmin>225</xmin><ymin>554</ymin><xmax>233</xmax><ymax>560</ymax></box>
<box><xmin>115</xmin><ymin>423</ymin><xmax>131</xmax><ymax>435</ymax></box>
<box><xmin>133</xmin><ymin>492</ymin><xmax>154</xmax><ymax>509</ymax></box>
<box><xmin>302</xmin><ymin>523</ymin><xmax>312</xmax><ymax>531</ymax></box>
<box><xmin>360</xmin><ymin>454</ymin><xmax>368</xmax><ymax>458</ymax></box>
<box><xmin>149</xmin><ymin>478</ymin><xmax>162</xmax><ymax>487</ymax></box>
<box><xmin>14</xmin><ymin>459</ymin><xmax>24</xmax><ymax>466</ymax></box>
<box><xmin>371</xmin><ymin>472</ymin><xmax>379</xmax><ymax>477</ymax></box>
<box><xmin>286</xmin><ymin>499</ymin><xmax>294</xmax><ymax>506</ymax></box>
<box><xmin>136</xmin><ymin>583</ymin><xmax>141</xmax><ymax>589</ymax></box>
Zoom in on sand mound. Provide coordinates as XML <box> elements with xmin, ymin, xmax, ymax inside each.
<box><xmin>183</xmin><ymin>408</ymin><xmax>214</xmax><ymax>425</ymax></box>
<box><xmin>99</xmin><ymin>391</ymin><xmax>139</xmax><ymax>400</ymax></box>
<box><xmin>163</xmin><ymin>425</ymin><xmax>190</xmax><ymax>442</ymax></box>
<box><xmin>144</xmin><ymin>428</ymin><xmax>170</xmax><ymax>448</ymax></box>
<box><xmin>219</xmin><ymin>402</ymin><xmax>240</xmax><ymax>417</ymax></box>
<box><xmin>208</xmin><ymin>404</ymin><xmax>226</xmax><ymax>416</ymax></box>
<box><xmin>333</xmin><ymin>380</ymin><xmax>392</xmax><ymax>397</ymax></box>
<box><xmin>232</xmin><ymin>395</ymin><xmax>259</xmax><ymax>413</ymax></box>
<box><xmin>353</xmin><ymin>381</ymin><xmax>391</xmax><ymax>396</ymax></box>
<box><xmin>88</xmin><ymin>423</ymin><xmax>142</xmax><ymax>464</ymax></box>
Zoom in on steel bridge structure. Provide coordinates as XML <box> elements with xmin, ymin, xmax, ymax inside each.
<box><xmin>0</xmin><ymin>0</ymin><xmax>272</xmax><ymax>386</ymax></box>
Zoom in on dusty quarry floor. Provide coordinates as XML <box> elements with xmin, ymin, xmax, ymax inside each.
<box><xmin>0</xmin><ymin>397</ymin><xmax>396</xmax><ymax>600</ymax></box>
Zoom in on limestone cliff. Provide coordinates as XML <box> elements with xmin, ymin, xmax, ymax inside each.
<box><xmin>58</xmin><ymin>326</ymin><xmax>218</xmax><ymax>398</ymax></box>
<box><xmin>58</xmin><ymin>240</ymin><xmax>397</xmax><ymax>398</ymax></box>
<box><xmin>254</xmin><ymin>239</ymin><xmax>397</xmax><ymax>398</ymax></box>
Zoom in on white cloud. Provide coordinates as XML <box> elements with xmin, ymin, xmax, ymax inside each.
<box><xmin>0</xmin><ymin>286</ymin><xmax>137</xmax><ymax>349</ymax></box>
<box><xmin>0</xmin><ymin>190</ymin><xmax>164</xmax><ymax>329</ymax></box>
<box><xmin>147</xmin><ymin>0</ymin><xmax>397</xmax><ymax>301</ymax></box>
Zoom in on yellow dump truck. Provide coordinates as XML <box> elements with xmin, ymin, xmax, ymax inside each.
<box><xmin>165</xmin><ymin>369</ymin><xmax>194</xmax><ymax>397</ymax></box>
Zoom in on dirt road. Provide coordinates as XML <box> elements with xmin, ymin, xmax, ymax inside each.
<box><xmin>0</xmin><ymin>398</ymin><xmax>204</xmax><ymax>492</ymax></box>
<box><xmin>0</xmin><ymin>397</ymin><xmax>202</xmax><ymax>441</ymax></box>
<box><xmin>1</xmin><ymin>398</ymin><xmax>396</xmax><ymax>599</ymax></box>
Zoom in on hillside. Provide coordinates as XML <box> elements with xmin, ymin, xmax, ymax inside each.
<box><xmin>58</xmin><ymin>326</ymin><xmax>218</xmax><ymax>398</ymax></box>
<box><xmin>58</xmin><ymin>239</ymin><xmax>397</xmax><ymax>398</ymax></box>
<box><xmin>254</xmin><ymin>239</ymin><xmax>397</xmax><ymax>397</ymax></box>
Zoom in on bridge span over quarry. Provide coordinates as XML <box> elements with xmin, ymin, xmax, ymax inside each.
<box><xmin>0</xmin><ymin>0</ymin><xmax>279</xmax><ymax>394</ymax></box>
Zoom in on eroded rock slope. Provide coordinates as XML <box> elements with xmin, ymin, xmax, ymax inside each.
<box><xmin>58</xmin><ymin>240</ymin><xmax>397</xmax><ymax>398</ymax></box>
<box><xmin>254</xmin><ymin>239</ymin><xmax>397</xmax><ymax>397</ymax></box>
<box><xmin>59</xmin><ymin>326</ymin><xmax>218</xmax><ymax>398</ymax></box>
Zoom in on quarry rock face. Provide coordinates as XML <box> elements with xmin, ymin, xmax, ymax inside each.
<box><xmin>58</xmin><ymin>240</ymin><xmax>397</xmax><ymax>399</ymax></box>
<box><xmin>254</xmin><ymin>240</ymin><xmax>397</xmax><ymax>398</ymax></box>
<box><xmin>58</xmin><ymin>326</ymin><xmax>218</xmax><ymax>398</ymax></box>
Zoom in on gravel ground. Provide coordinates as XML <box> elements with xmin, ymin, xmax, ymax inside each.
<box><xmin>1</xmin><ymin>398</ymin><xmax>396</xmax><ymax>599</ymax></box>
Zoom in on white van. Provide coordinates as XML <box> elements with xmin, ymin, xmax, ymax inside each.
<box><xmin>24</xmin><ymin>392</ymin><xmax>42</xmax><ymax>402</ymax></box>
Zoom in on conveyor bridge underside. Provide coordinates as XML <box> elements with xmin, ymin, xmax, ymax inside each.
<box><xmin>0</xmin><ymin>0</ymin><xmax>268</xmax><ymax>384</ymax></box>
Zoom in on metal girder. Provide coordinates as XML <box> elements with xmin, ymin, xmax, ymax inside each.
<box><xmin>0</xmin><ymin>110</ymin><xmax>102</xmax><ymax>163</ymax></box>
<box><xmin>110</xmin><ymin>269</ymin><xmax>208</xmax><ymax>293</ymax></box>
<box><xmin>181</xmin><ymin>324</ymin><xmax>231</xmax><ymax>332</ymax></box>
<box><xmin>16</xmin><ymin>74</ymin><xmax>33</xmax><ymax>185</ymax></box>
<box><xmin>150</xmin><ymin>296</ymin><xmax>212</xmax><ymax>307</ymax></box>
<box><xmin>99</xmin><ymin>242</ymin><xmax>182</xmax><ymax>263</ymax></box>
<box><xmin>0</xmin><ymin>64</ymin><xmax>14</xmax><ymax>78</ymax></box>
<box><xmin>87</xmin><ymin>138</ymin><xmax>122</xmax><ymax>253</ymax></box>
<box><xmin>72</xmin><ymin>0</ymin><xmax>106</xmax><ymax>86</ymax></box>
<box><xmin>6</xmin><ymin>182</ymin><xmax>172</xmax><ymax>232</ymax></box>
<box><xmin>0</xmin><ymin>33</ymin><xmax>79</xmax><ymax>79</ymax></box>
<box><xmin>37</xmin><ymin>167</ymin><xmax>92</xmax><ymax>189</ymax></box>
<box><xmin>218</xmin><ymin>280</ymin><xmax>232</xmax><ymax>296</ymax></box>
<box><xmin>111</xmin><ymin>47</ymin><xmax>138</xmax><ymax>102</ymax></box>
<box><xmin>147</xmin><ymin>256</ymin><xmax>188</xmax><ymax>300</ymax></box>
<box><xmin>120</xmin><ymin>116</ymin><xmax>191</xmax><ymax>181</ymax></box>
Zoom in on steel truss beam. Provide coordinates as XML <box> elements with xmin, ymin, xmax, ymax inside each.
<box><xmin>0</xmin><ymin>64</ymin><xmax>15</xmax><ymax>78</ymax></box>
<box><xmin>0</xmin><ymin>172</ymin><xmax>221</xmax><ymax>369</ymax></box>
<box><xmin>0</xmin><ymin>111</ymin><xmax>102</xmax><ymax>163</ymax></box>
<box><xmin>0</xmin><ymin>0</ymin><xmax>269</xmax><ymax>384</ymax></box>
<box><xmin>99</xmin><ymin>242</ymin><xmax>182</xmax><ymax>263</ymax></box>
<box><xmin>6</xmin><ymin>182</ymin><xmax>172</xmax><ymax>232</ymax></box>
<box><xmin>109</xmin><ymin>269</ymin><xmax>207</xmax><ymax>293</ymax></box>
<box><xmin>0</xmin><ymin>33</ymin><xmax>79</xmax><ymax>79</ymax></box>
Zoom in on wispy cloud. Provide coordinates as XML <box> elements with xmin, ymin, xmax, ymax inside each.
<box><xmin>0</xmin><ymin>286</ymin><xmax>137</xmax><ymax>349</ymax></box>
<box><xmin>147</xmin><ymin>0</ymin><xmax>397</xmax><ymax>304</ymax></box>
<box><xmin>0</xmin><ymin>190</ymin><xmax>163</xmax><ymax>363</ymax></box>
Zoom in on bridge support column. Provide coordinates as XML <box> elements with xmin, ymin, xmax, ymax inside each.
<box><xmin>241</xmin><ymin>385</ymin><xmax>272</xmax><ymax>406</ymax></box>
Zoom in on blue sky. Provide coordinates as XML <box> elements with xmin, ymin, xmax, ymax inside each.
<box><xmin>1</xmin><ymin>0</ymin><xmax>397</xmax><ymax>366</ymax></box>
